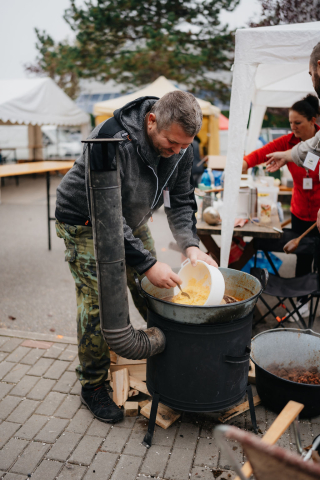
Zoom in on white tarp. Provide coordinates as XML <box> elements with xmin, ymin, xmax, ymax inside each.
<box><xmin>93</xmin><ymin>75</ymin><xmax>220</xmax><ymax>117</ymax></box>
<box><xmin>221</xmin><ymin>21</ymin><xmax>320</xmax><ymax>267</ymax></box>
<box><xmin>0</xmin><ymin>78</ymin><xmax>90</xmax><ymax>127</ymax></box>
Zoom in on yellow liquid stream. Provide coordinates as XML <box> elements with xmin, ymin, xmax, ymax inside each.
<box><xmin>170</xmin><ymin>277</ymin><xmax>210</xmax><ymax>306</ymax></box>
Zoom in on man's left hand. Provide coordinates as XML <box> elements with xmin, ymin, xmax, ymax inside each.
<box><xmin>185</xmin><ymin>246</ymin><xmax>218</xmax><ymax>267</ymax></box>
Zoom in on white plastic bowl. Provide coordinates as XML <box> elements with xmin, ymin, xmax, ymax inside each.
<box><xmin>174</xmin><ymin>259</ymin><xmax>225</xmax><ymax>306</ymax></box>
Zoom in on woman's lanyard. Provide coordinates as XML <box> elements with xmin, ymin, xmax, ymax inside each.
<box><xmin>303</xmin><ymin>169</ymin><xmax>313</xmax><ymax>190</ymax></box>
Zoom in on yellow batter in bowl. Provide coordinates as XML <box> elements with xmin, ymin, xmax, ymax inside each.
<box><xmin>170</xmin><ymin>276</ymin><xmax>210</xmax><ymax>306</ymax></box>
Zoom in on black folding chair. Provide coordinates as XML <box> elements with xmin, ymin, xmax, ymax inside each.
<box><xmin>251</xmin><ymin>233</ymin><xmax>320</xmax><ymax>329</ymax></box>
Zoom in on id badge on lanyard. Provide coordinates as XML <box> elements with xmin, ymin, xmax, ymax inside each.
<box><xmin>303</xmin><ymin>170</ymin><xmax>313</xmax><ymax>190</ymax></box>
<box><xmin>163</xmin><ymin>187</ymin><xmax>171</xmax><ymax>208</ymax></box>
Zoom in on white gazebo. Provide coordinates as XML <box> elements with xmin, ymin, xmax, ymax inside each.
<box><xmin>221</xmin><ymin>22</ymin><xmax>320</xmax><ymax>267</ymax></box>
<box><xmin>0</xmin><ymin>78</ymin><xmax>90</xmax><ymax>160</ymax></box>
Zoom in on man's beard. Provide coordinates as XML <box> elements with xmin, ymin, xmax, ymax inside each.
<box><xmin>314</xmin><ymin>71</ymin><xmax>320</xmax><ymax>98</ymax></box>
<box><xmin>148</xmin><ymin>130</ymin><xmax>175</xmax><ymax>158</ymax></box>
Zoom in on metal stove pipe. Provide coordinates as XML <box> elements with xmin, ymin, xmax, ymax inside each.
<box><xmin>85</xmin><ymin>138</ymin><xmax>166</xmax><ymax>359</ymax></box>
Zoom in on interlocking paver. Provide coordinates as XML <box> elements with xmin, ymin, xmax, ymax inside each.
<box><xmin>29</xmin><ymin>459</ymin><xmax>63</xmax><ymax>480</ymax></box>
<box><xmin>10</xmin><ymin>375</ymin><xmax>40</xmax><ymax>397</ymax></box>
<box><xmin>0</xmin><ymin>361</ymin><xmax>15</xmax><ymax>380</ymax></box>
<box><xmin>27</xmin><ymin>358</ymin><xmax>54</xmax><ymax>377</ymax></box>
<box><xmin>194</xmin><ymin>437</ymin><xmax>219</xmax><ymax>468</ymax></box>
<box><xmin>174</xmin><ymin>422</ymin><xmax>199</xmax><ymax>450</ymax></box>
<box><xmin>27</xmin><ymin>378</ymin><xmax>56</xmax><ymax>400</ymax></box>
<box><xmin>2</xmin><ymin>363</ymin><xmax>30</xmax><ymax>383</ymax></box>
<box><xmin>2</xmin><ymin>473</ymin><xmax>27</xmax><ymax>479</ymax></box>
<box><xmin>141</xmin><ymin>444</ymin><xmax>171</xmax><ymax>477</ymax></box>
<box><xmin>7</xmin><ymin>398</ymin><xmax>39</xmax><ymax>424</ymax></box>
<box><xmin>0</xmin><ymin>438</ymin><xmax>28</xmax><ymax>470</ymax></box>
<box><xmin>43</xmin><ymin>344</ymin><xmax>67</xmax><ymax>359</ymax></box>
<box><xmin>70</xmin><ymin>381</ymin><xmax>81</xmax><ymax>395</ymax></box>
<box><xmin>0</xmin><ymin>421</ymin><xmax>21</xmax><ymax>448</ymax></box>
<box><xmin>86</xmin><ymin>418</ymin><xmax>111</xmax><ymax>437</ymax></box>
<box><xmin>5</xmin><ymin>347</ymin><xmax>31</xmax><ymax>364</ymax></box>
<box><xmin>148</xmin><ymin>424</ymin><xmax>178</xmax><ymax>447</ymax></box>
<box><xmin>46</xmin><ymin>432</ymin><xmax>82</xmax><ymax>462</ymax></box>
<box><xmin>44</xmin><ymin>359</ymin><xmax>69</xmax><ymax>380</ymax></box>
<box><xmin>35</xmin><ymin>417</ymin><xmax>69</xmax><ymax>443</ymax></box>
<box><xmin>35</xmin><ymin>391</ymin><xmax>66</xmax><ymax>416</ymax></box>
<box><xmin>54</xmin><ymin>395</ymin><xmax>81</xmax><ymax>419</ymax></box>
<box><xmin>0</xmin><ymin>352</ymin><xmax>8</xmax><ymax>362</ymax></box>
<box><xmin>0</xmin><ymin>338</ymin><xmax>22</xmax><ymax>353</ymax></box>
<box><xmin>0</xmin><ymin>382</ymin><xmax>14</xmax><ymax>400</ymax></box>
<box><xmin>84</xmin><ymin>452</ymin><xmax>118</xmax><ymax>480</ymax></box>
<box><xmin>20</xmin><ymin>348</ymin><xmax>44</xmax><ymax>365</ymax></box>
<box><xmin>57</xmin><ymin>464</ymin><xmax>87</xmax><ymax>479</ymax></box>
<box><xmin>0</xmin><ymin>396</ymin><xmax>22</xmax><ymax>420</ymax></box>
<box><xmin>218</xmin><ymin>438</ymin><xmax>243</xmax><ymax>470</ymax></box>
<box><xmin>69</xmin><ymin>435</ymin><xmax>103</xmax><ymax>465</ymax></box>
<box><xmin>123</xmin><ymin>431</ymin><xmax>147</xmax><ymax>457</ymax></box>
<box><xmin>67</xmin><ymin>357</ymin><xmax>80</xmax><ymax>372</ymax></box>
<box><xmin>11</xmin><ymin>441</ymin><xmax>49</xmax><ymax>475</ymax></box>
<box><xmin>114</xmin><ymin>416</ymin><xmax>136</xmax><ymax>429</ymax></box>
<box><xmin>15</xmin><ymin>414</ymin><xmax>48</xmax><ymax>440</ymax></box>
<box><xmin>66</xmin><ymin>408</ymin><xmax>93</xmax><ymax>434</ymax></box>
<box><xmin>59</xmin><ymin>345</ymin><xmax>78</xmax><ymax>362</ymax></box>
<box><xmin>52</xmin><ymin>371</ymin><xmax>77</xmax><ymax>394</ymax></box>
<box><xmin>110</xmin><ymin>454</ymin><xmax>141</xmax><ymax>480</ymax></box>
<box><xmin>164</xmin><ymin>446</ymin><xmax>195</xmax><ymax>480</ymax></box>
<box><xmin>101</xmin><ymin>427</ymin><xmax>131</xmax><ymax>453</ymax></box>
<box><xmin>20</xmin><ymin>339</ymin><xmax>53</xmax><ymax>349</ymax></box>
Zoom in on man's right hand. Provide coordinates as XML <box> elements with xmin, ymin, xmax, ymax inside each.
<box><xmin>145</xmin><ymin>261</ymin><xmax>182</xmax><ymax>289</ymax></box>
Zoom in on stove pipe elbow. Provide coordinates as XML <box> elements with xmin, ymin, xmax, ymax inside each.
<box><xmin>86</xmin><ymin>139</ymin><xmax>165</xmax><ymax>360</ymax></box>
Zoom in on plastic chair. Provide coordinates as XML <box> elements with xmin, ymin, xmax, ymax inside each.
<box><xmin>215</xmin><ymin>424</ymin><xmax>320</xmax><ymax>480</ymax></box>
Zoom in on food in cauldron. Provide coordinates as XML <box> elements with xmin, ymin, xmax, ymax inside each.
<box><xmin>266</xmin><ymin>363</ymin><xmax>320</xmax><ymax>385</ymax></box>
<box><xmin>169</xmin><ymin>276</ymin><xmax>238</xmax><ymax>306</ymax></box>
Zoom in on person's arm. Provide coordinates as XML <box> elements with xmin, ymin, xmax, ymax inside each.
<box><xmin>165</xmin><ymin>147</ymin><xmax>217</xmax><ymax>267</ymax></box>
<box><xmin>291</xmin><ymin>130</ymin><xmax>320</xmax><ymax>166</ymax></box>
<box><xmin>243</xmin><ymin>135</ymin><xmax>290</xmax><ymax>169</ymax></box>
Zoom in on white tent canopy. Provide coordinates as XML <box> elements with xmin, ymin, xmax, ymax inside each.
<box><xmin>221</xmin><ymin>21</ymin><xmax>320</xmax><ymax>267</ymax></box>
<box><xmin>246</xmin><ymin>63</ymin><xmax>315</xmax><ymax>154</ymax></box>
<box><xmin>0</xmin><ymin>78</ymin><xmax>90</xmax><ymax>128</ymax></box>
<box><xmin>93</xmin><ymin>75</ymin><xmax>219</xmax><ymax>117</ymax></box>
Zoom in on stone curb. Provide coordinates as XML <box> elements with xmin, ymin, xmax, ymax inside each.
<box><xmin>0</xmin><ymin>328</ymin><xmax>77</xmax><ymax>345</ymax></box>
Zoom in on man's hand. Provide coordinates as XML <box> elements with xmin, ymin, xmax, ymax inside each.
<box><xmin>145</xmin><ymin>262</ymin><xmax>182</xmax><ymax>289</ymax></box>
<box><xmin>185</xmin><ymin>246</ymin><xmax>218</xmax><ymax>267</ymax></box>
<box><xmin>317</xmin><ymin>209</ymin><xmax>320</xmax><ymax>234</ymax></box>
<box><xmin>265</xmin><ymin>150</ymin><xmax>292</xmax><ymax>172</ymax></box>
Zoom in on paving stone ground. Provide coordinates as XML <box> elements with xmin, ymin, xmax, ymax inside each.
<box><xmin>0</xmin><ymin>329</ymin><xmax>318</xmax><ymax>480</ymax></box>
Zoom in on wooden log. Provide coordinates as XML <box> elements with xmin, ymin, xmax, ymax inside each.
<box><xmin>218</xmin><ymin>395</ymin><xmax>261</xmax><ymax>423</ymax></box>
<box><xmin>248</xmin><ymin>360</ymin><xmax>256</xmax><ymax>385</ymax></box>
<box><xmin>124</xmin><ymin>401</ymin><xmax>139</xmax><ymax>417</ymax></box>
<box><xmin>117</xmin><ymin>356</ymin><xmax>146</xmax><ymax>365</ymax></box>
<box><xmin>112</xmin><ymin>368</ymin><xmax>130</xmax><ymax>407</ymax></box>
<box><xmin>129</xmin><ymin>376</ymin><xmax>149</xmax><ymax>395</ymax></box>
<box><xmin>128</xmin><ymin>389</ymin><xmax>139</xmax><ymax>397</ymax></box>
<box><xmin>140</xmin><ymin>401</ymin><xmax>180</xmax><ymax>429</ymax></box>
<box><xmin>138</xmin><ymin>399</ymin><xmax>151</xmax><ymax>409</ymax></box>
<box><xmin>109</xmin><ymin>350</ymin><xmax>117</xmax><ymax>364</ymax></box>
<box><xmin>110</xmin><ymin>363</ymin><xmax>146</xmax><ymax>381</ymax></box>
<box><xmin>234</xmin><ymin>401</ymin><xmax>304</xmax><ymax>480</ymax></box>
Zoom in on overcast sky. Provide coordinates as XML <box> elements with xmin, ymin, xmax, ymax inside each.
<box><xmin>0</xmin><ymin>0</ymin><xmax>261</xmax><ymax>80</ymax></box>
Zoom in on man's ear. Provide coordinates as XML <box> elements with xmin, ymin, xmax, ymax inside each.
<box><xmin>148</xmin><ymin>113</ymin><xmax>156</xmax><ymax>124</ymax></box>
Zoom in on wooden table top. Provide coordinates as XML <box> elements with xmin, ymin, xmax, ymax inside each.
<box><xmin>197</xmin><ymin>214</ymin><xmax>282</xmax><ymax>239</ymax></box>
<box><xmin>0</xmin><ymin>161</ymin><xmax>74</xmax><ymax>178</ymax></box>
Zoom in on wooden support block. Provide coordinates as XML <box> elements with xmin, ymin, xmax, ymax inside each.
<box><xmin>111</xmin><ymin>363</ymin><xmax>146</xmax><ymax>381</ymax></box>
<box><xmin>117</xmin><ymin>356</ymin><xmax>146</xmax><ymax>365</ymax></box>
<box><xmin>248</xmin><ymin>360</ymin><xmax>256</xmax><ymax>385</ymax></box>
<box><xmin>112</xmin><ymin>368</ymin><xmax>130</xmax><ymax>407</ymax></box>
<box><xmin>109</xmin><ymin>350</ymin><xmax>117</xmax><ymax>364</ymax></box>
<box><xmin>129</xmin><ymin>376</ymin><xmax>149</xmax><ymax>395</ymax></box>
<box><xmin>124</xmin><ymin>401</ymin><xmax>139</xmax><ymax>417</ymax></box>
<box><xmin>140</xmin><ymin>401</ymin><xmax>180</xmax><ymax>429</ymax></box>
<box><xmin>138</xmin><ymin>399</ymin><xmax>151</xmax><ymax>409</ymax></box>
<box><xmin>128</xmin><ymin>389</ymin><xmax>139</xmax><ymax>397</ymax></box>
<box><xmin>218</xmin><ymin>395</ymin><xmax>261</xmax><ymax>423</ymax></box>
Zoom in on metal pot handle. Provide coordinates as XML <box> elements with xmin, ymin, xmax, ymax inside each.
<box><xmin>224</xmin><ymin>346</ymin><xmax>251</xmax><ymax>364</ymax></box>
<box><xmin>133</xmin><ymin>273</ymin><xmax>145</xmax><ymax>299</ymax></box>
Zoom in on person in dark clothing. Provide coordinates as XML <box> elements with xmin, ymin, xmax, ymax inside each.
<box><xmin>191</xmin><ymin>136</ymin><xmax>204</xmax><ymax>187</ymax></box>
<box><xmin>55</xmin><ymin>91</ymin><xmax>217</xmax><ymax>424</ymax></box>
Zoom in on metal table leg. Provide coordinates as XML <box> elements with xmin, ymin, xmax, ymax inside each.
<box><xmin>142</xmin><ymin>393</ymin><xmax>160</xmax><ymax>448</ymax></box>
<box><xmin>247</xmin><ymin>384</ymin><xmax>258</xmax><ymax>434</ymax></box>
<box><xmin>46</xmin><ymin>171</ymin><xmax>51</xmax><ymax>251</ymax></box>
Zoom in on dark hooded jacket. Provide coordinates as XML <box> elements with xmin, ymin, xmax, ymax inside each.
<box><xmin>55</xmin><ymin>96</ymin><xmax>199</xmax><ymax>274</ymax></box>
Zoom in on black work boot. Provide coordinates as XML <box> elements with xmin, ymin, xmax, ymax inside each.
<box><xmin>81</xmin><ymin>384</ymin><xmax>124</xmax><ymax>423</ymax></box>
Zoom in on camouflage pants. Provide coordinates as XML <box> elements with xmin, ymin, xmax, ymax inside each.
<box><xmin>55</xmin><ymin>220</ymin><xmax>156</xmax><ymax>387</ymax></box>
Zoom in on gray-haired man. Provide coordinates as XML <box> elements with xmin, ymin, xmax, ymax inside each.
<box><xmin>55</xmin><ymin>91</ymin><xmax>217</xmax><ymax>423</ymax></box>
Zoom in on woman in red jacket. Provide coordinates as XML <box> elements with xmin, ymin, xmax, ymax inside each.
<box><xmin>243</xmin><ymin>94</ymin><xmax>320</xmax><ymax>284</ymax></box>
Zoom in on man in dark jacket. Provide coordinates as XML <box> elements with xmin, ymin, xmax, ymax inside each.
<box><xmin>55</xmin><ymin>91</ymin><xmax>217</xmax><ymax>423</ymax></box>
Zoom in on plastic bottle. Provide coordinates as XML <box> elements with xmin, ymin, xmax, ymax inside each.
<box><xmin>200</xmin><ymin>169</ymin><xmax>212</xmax><ymax>188</ymax></box>
<box><xmin>207</xmin><ymin>168</ymin><xmax>214</xmax><ymax>187</ymax></box>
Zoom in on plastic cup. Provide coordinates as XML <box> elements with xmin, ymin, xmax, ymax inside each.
<box><xmin>174</xmin><ymin>259</ymin><xmax>225</xmax><ymax>306</ymax></box>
